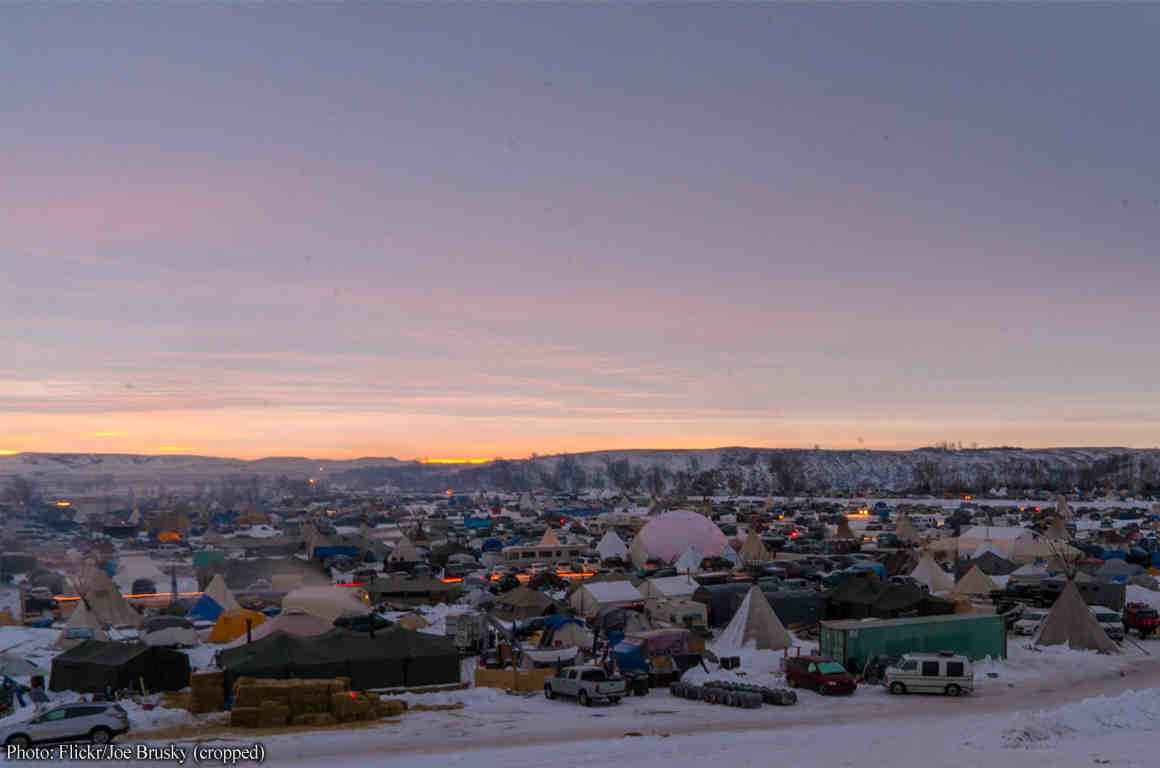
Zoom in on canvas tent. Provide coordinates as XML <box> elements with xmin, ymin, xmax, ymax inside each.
<box><xmin>282</xmin><ymin>586</ymin><xmax>369</xmax><ymax>624</ymax></box>
<box><xmin>388</xmin><ymin>535</ymin><xmax>421</xmax><ymax>564</ymax></box>
<box><xmin>217</xmin><ymin>627</ymin><xmax>459</xmax><ymax>690</ymax></box>
<box><xmin>910</xmin><ymin>555</ymin><xmax>955</xmax><ymax>594</ymax></box>
<box><xmin>209</xmin><ymin>608</ymin><xmax>267</xmax><ymax>643</ymax></box>
<box><xmin>224</xmin><ymin>610</ymin><xmax>332</xmax><ymax>648</ymax></box>
<box><xmin>640</xmin><ymin>575</ymin><xmax>699</xmax><ymax>602</ymax></box>
<box><xmin>714</xmin><ymin>586</ymin><xmax>791</xmax><ymax>652</ymax></box>
<box><xmin>570</xmin><ymin>580</ymin><xmax>643</xmax><ymax>617</ymax></box>
<box><xmin>953</xmin><ymin>565</ymin><xmax>997</xmax><ymax>598</ymax></box>
<box><xmin>596</xmin><ymin>530</ymin><xmax>629</xmax><ymax>562</ymax></box>
<box><xmin>833</xmin><ymin>519</ymin><xmax>856</xmax><ymax>540</ymax></box>
<box><xmin>50</xmin><ymin>640</ymin><xmax>190</xmax><ymax>693</ymax></box>
<box><xmin>1034</xmin><ymin>580</ymin><xmax>1119</xmax><ymax>653</ymax></box>
<box><xmin>739</xmin><ymin>530</ymin><xmax>772</xmax><ymax>565</ymax></box>
<box><xmin>141</xmin><ymin>616</ymin><xmax>198</xmax><ymax>647</ymax></box>
<box><xmin>492</xmin><ymin>586</ymin><xmax>556</xmax><ymax>620</ymax></box>
<box><xmin>539</xmin><ymin>528</ymin><xmax>561</xmax><ymax>547</ymax></box>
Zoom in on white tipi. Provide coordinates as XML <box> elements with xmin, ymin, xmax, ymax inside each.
<box><xmin>714</xmin><ymin>586</ymin><xmax>791</xmax><ymax>652</ymax></box>
<box><xmin>595</xmin><ymin>530</ymin><xmax>629</xmax><ymax>562</ymax></box>
<box><xmin>910</xmin><ymin>554</ymin><xmax>955</xmax><ymax>594</ymax></box>
<box><xmin>674</xmin><ymin>546</ymin><xmax>703</xmax><ymax>574</ymax></box>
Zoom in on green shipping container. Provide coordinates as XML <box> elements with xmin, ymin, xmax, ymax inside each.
<box><xmin>818</xmin><ymin>613</ymin><xmax>1006</xmax><ymax>675</ymax></box>
<box><xmin>192</xmin><ymin>550</ymin><xmax>226</xmax><ymax>569</ymax></box>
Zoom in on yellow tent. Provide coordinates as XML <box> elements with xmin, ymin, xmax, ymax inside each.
<box><xmin>208</xmin><ymin>608</ymin><xmax>266</xmax><ymax>643</ymax></box>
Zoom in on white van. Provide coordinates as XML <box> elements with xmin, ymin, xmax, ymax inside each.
<box><xmin>884</xmin><ymin>652</ymin><xmax>974</xmax><ymax>696</ymax></box>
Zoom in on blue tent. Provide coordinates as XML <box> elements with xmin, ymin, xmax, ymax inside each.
<box><xmin>187</xmin><ymin>594</ymin><xmax>224</xmax><ymax>622</ymax></box>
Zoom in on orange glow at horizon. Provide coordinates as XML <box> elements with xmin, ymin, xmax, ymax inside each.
<box><xmin>419</xmin><ymin>457</ymin><xmax>496</xmax><ymax>465</ymax></box>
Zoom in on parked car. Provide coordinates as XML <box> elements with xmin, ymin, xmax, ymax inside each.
<box><xmin>783</xmin><ymin>655</ymin><xmax>857</xmax><ymax>695</ymax></box>
<box><xmin>1123</xmin><ymin>602</ymin><xmax>1160</xmax><ymax>638</ymax></box>
<box><xmin>1090</xmin><ymin>605</ymin><xmax>1124</xmax><ymax>642</ymax></box>
<box><xmin>0</xmin><ymin>703</ymin><xmax>129</xmax><ymax>747</ymax></box>
<box><xmin>1012</xmin><ymin>607</ymin><xmax>1048</xmax><ymax>636</ymax></box>
<box><xmin>544</xmin><ymin>665</ymin><xmax>626</xmax><ymax>706</ymax></box>
<box><xmin>885</xmin><ymin>652</ymin><xmax>974</xmax><ymax>696</ymax></box>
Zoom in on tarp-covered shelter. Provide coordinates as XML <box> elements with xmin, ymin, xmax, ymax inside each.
<box><xmin>640</xmin><ymin>575</ymin><xmax>699</xmax><ymax>602</ymax></box>
<box><xmin>218</xmin><ymin>627</ymin><xmax>459</xmax><ymax>690</ymax></box>
<box><xmin>827</xmin><ymin>578</ymin><xmax>955</xmax><ymax>621</ymax></box>
<box><xmin>224</xmin><ymin>610</ymin><xmax>332</xmax><ymax>648</ymax></box>
<box><xmin>203</xmin><ymin>573</ymin><xmax>240</xmax><ymax>612</ymax></box>
<box><xmin>282</xmin><ymin>586</ymin><xmax>369</xmax><ymax>624</ymax></box>
<box><xmin>492</xmin><ymin>586</ymin><xmax>557</xmax><ymax>620</ymax></box>
<box><xmin>50</xmin><ymin>641</ymin><xmax>190</xmax><ymax>693</ymax></box>
<box><xmin>209</xmin><ymin>609</ymin><xmax>267</xmax><ymax>643</ymax></box>
<box><xmin>141</xmin><ymin>616</ymin><xmax>198</xmax><ymax>647</ymax></box>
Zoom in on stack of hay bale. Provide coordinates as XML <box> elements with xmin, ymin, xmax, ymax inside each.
<box><xmin>229</xmin><ymin>677</ymin><xmax>405</xmax><ymax>728</ymax></box>
<box><xmin>190</xmin><ymin>671</ymin><xmax>226</xmax><ymax>714</ymax></box>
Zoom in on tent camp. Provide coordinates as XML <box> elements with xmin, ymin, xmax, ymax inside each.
<box><xmin>739</xmin><ymin>530</ymin><xmax>771</xmax><ymax>565</ymax></box>
<box><xmin>569</xmin><ymin>580</ymin><xmax>644</xmax><ymax>617</ymax></box>
<box><xmin>224</xmin><ymin>609</ymin><xmax>332</xmax><ymax>648</ymax></box>
<box><xmin>714</xmin><ymin>586</ymin><xmax>791</xmax><ymax>652</ymax></box>
<box><xmin>910</xmin><ymin>555</ymin><xmax>955</xmax><ymax>594</ymax></box>
<box><xmin>50</xmin><ymin>641</ymin><xmax>190</xmax><ymax>693</ymax></box>
<box><xmin>141</xmin><ymin>616</ymin><xmax>198</xmax><ymax>647</ymax></box>
<box><xmin>953</xmin><ymin>565</ymin><xmax>998</xmax><ymax>598</ymax></box>
<box><xmin>282</xmin><ymin>586</ymin><xmax>369</xmax><ymax>624</ymax></box>
<box><xmin>492</xmin><ymin>586</ymin><xmax>556</xmax><ymax>620</ymax></box>
<box><xmin>208</xmin><ymin>609</ymin><xmax>267</xmax><ymax>643</ymax></box>
<box><xmin>596</xmin><ymin>530</ymin><xmax>629</xmax><ymax>562</ymax></box>
<box><xmin>72</xmin><ymin>565</ymin><xmax>142</xmax><ymax>628</ymax></box>
<box><xmin>1034</xmin><ymin>580</ymin><xmax>1119</xmax><ymax>653</ymax></box>
<box><xmin>217</xmin><ymin>627</ymin><xmax>459</xmax><ymax>690</ymax></box>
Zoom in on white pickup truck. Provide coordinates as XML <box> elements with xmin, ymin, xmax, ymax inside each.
<box><xmin>544</xmin><ymin>665</ymin><xmax>626</xmax><ymax>706</ymax></box>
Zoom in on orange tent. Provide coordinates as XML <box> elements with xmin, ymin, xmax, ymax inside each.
<box><xmin>208</xmin><ymin>609</ymin><xmax>266</xmax><ymax>643</ymax></box>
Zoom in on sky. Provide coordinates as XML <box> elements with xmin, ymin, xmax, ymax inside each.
<box><xmin>2</xmin><ymin>5</ymin><xmax>1159</xmax><ymax>460</ymax></box>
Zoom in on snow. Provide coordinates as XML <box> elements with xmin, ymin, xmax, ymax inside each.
<box><xmin>1002</xmin><ymin>687</ymin><xmax>1160</xmax><ymax>748</ymax></box>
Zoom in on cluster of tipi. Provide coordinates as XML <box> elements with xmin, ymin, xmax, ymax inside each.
<box><xmin>909</xmin><ymin>550</ymin><xmax>1119</xmax><ymax>654</ymax></box>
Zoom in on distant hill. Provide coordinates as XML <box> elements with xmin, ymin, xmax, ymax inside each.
<box><xmin>6</xmin><ymin>447</ymin><xmax>1156</xmax><ymax>496</ymax></box>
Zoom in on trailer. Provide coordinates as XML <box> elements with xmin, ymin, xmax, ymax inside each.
<box><xmin>819</xmin><ymin>613</ymin><xmax>1006</xmax><ymax>675</ymax></box>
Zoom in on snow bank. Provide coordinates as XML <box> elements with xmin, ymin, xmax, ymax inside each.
<box><xmin>122</xmin><ymin>699</ymin><xmax>197</xmax><ymax>731</ymax></box>
<box><xmin>1003</xmin><ymin>687</ymin><xmax>1160</xmax><ymax>748</ymax></box>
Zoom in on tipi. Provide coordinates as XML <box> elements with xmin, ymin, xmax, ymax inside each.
<box><xmin>1034</xmin><ymin>580</ymin><xmax>1119</xmax><ymax>653</ymax></box>
<box><xmin>539</xmin><ymin>528</ymin><xmax>561</xmax><ymax>548</ymax></box>
<box><xmin>1044</xmin><ymin>517</ymin><xmax>1069</xmax><ymax>541</ymax></box>
<box><xmin>674</xmin><ymin>546</ymin><xmax>703</xmax><ymax>574</ymax></box>
<box><xmin>714</xmin><ymin>586</ymin><xmax>791</xmax><ymax>652</ymax></box>
<box><xmin>833</xmin><ymin>518</ymin><xmax>856</xmax><ymax>540</ymax></box>
<box><xmin>952</xmin><ymin>565</ymin><xmax>997</xmax><ymax>598</ymax></box>
<box><xmin>56</xmin><ymin>601</ymin><xmax>109</xmax><ymax>647</ymax></box>
<box><xmin>73</xmin><ymin>564</ymin><xmax>142</xmax><ymax>628</ymax></box>
<box><xmin>910</xmin><ymin>554</ymin><xmax>955</xmax><ymax>594</ymax></box>
<box><xmin>596</xmin><ymin>530</ymin><xmax>629</xmax><ymax>562</ymax></box>
<box><xmin>739</xmin><ymin>530</ymin><xmax>771</xmax><ymax>565</ymax></box>
<box><xmin>894</xmin><ymin>514</ymin><xmax>921</xmax><ymax>544</ymax></box>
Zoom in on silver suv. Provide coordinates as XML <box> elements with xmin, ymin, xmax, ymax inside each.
<box><xmin>0</xmin><ymin>702</ymin><xmax>129</xmax><ymax>747</ymax></box>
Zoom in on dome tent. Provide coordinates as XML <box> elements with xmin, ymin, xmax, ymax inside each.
<box><xmin>628</xmin><ymin>511</ymin><xmax>728</xmax><ymax>568</ymax></box>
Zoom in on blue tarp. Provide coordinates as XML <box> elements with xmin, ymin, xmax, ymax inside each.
<box><xmin>187</xmin><ymin>594</ymin><xmax>224</xmax><ymax>622</ymax></box>
<box><xmin>464</xmin><ymin>517</ymin><xmax>493</xmax><ymax>530</ymax></box>
<box><xmin>313</xmin><ymin>545</ymin><xmax>360</xmax><ymax>560</ymax></box>
<box><xmin>481</xmin><ymin>538</ymin><xmax>504</xmax><ymax>552</ymax></box>
<box><xmin>612</xmin><ymin>639</ymin><xmax>647</xmax><ymax>673</ymax></box>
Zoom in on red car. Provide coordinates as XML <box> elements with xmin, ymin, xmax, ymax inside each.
<box><xmin>784</xmin><ymin>655</ymin><xmax>857</xmax><ymax>695</ymax></box>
